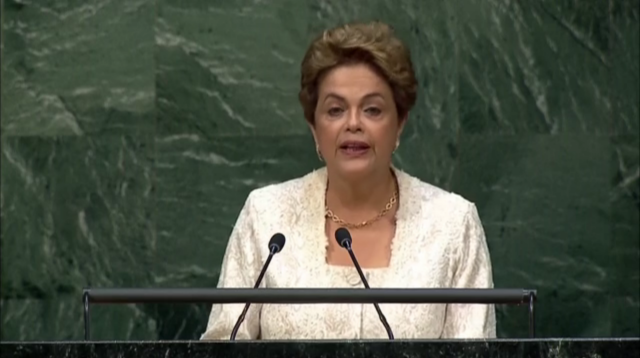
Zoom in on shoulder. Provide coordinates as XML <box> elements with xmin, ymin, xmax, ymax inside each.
<box><xmin>243</xmin><ymin>169</ymin><xmax>324</xmax><ymax>214</ymax></box>
<box><xmin>395</xmin><ymin>170</ymin><xmax>488</xmax><ymax>260</ymax></box>
<box><xmin>396</xmin><ymin>169</ymin><xmax>476</xmax><ymax>224</ymax></box>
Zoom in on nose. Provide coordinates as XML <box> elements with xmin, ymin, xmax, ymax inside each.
<box><xmin>345</xmin><ymin>109</ymin><xmax>362</xmax><ymax>132</ymax></box>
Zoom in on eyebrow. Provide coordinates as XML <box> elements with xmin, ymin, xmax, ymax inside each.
<box><xmin>322</xmin><ymin>92</ymin><xmax>385</xmax><ymax>103</ymax></box>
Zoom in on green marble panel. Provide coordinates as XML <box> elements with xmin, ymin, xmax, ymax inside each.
<box><xmin>155</xmin><ymin>0</ymin><xmax>310</xmax><ymax>137</ymax></box>
<box><xmin>611</xmin><ymin>134</ymin><xmax>640</xmax><ymax>337</ymax></box>
<box><xmin>393</xmin><ymin>133</ymin><xmax>459</xmax><ymax>191</ymax></box>
<box><xmin>452</xmin><ymin>134</ymin><xmax>612</xmax><ymax>337</ymax></box>
<box><xmin>457</xmin><ymin>0</ymin><xmax>611</xmax><ymax>134</ymax></box>
<box><xmin>611</xmin><ymin>0</ymin><xmax>639</xmax><ymax>135</ymax></box>
<box><xmin>0</xmin><ymin>0</ymin><xmax>638</xmax><ymax>342</ymax></box>
<box><xmin>0</xmin><ymin>136</ymin><xmax>155</xmax><ymax>340</ymax></box>
<box><xmin>1</xmin><ymin>0</ymin><xmax>154</xmax><ymax>136</ymax></box>
<box><xmin>610</xmin><ymin>0</ymin><xmax>640</xmax><ymax>336</ymax></box>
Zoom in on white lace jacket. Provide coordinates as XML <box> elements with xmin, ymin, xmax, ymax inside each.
<box><xmin>201</xmin><ymin>167</ymin><xmax>496</xmax><ymax>340</ymax></box>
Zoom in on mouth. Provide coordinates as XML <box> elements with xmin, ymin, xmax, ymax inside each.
<box><xmin>339</xmin><ymin>141</ymin><xmax>370</xmax><ymax>155</ymax></box>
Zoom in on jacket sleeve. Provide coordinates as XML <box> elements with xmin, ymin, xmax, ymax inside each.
<box><xmin>441</xmin><ymin>203</ymin><xmax>497</xmax><ymax>339</ymax></box>
<box><xmin>200</xmin><ymin>192</ymin><xmax>262</xmax><ymax>340</ymax></box>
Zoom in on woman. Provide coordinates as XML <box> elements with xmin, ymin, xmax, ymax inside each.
<box><xmin>201</xmin><ymin>21</ymin><xmax>496</xmax><ymax>340</ymax></box>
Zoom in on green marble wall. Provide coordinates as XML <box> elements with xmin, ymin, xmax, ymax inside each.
<box><xmin>1</xmin><ymin>0</ymin><xmax>638</xmax><ymax>340</ymax></box>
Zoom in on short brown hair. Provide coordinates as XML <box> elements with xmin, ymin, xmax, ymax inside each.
<box><xmin>298</xmin><ymin>21</ymin><xmax>418</xmax><ymax>124</ymax></box>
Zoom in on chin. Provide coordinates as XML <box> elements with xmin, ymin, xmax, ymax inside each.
<box><xmin>334</xmin><ymin>160</ymin><xmax>376</xmax><ymax>179</ymax></box>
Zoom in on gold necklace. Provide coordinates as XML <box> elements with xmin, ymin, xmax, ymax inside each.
<box><xmin>324</xmin><ymin>184</ymin><xmax>399</xmax><ymax>229</ymax></box>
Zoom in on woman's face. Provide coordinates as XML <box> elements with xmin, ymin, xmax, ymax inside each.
<box><xmin>310</xmin><ymin>63</ymin><xmax>405</xmax><ymax>180</ymax></box>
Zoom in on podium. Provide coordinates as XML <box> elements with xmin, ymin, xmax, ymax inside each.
<box><xmin>1</xmin><ymin>288</ymin><xmax>638</xmax><ymax>357</ymax></box>
<box><xmin>1</xmin><ymin>339</ymin><xmax>639</xmax><ymax>358</ymax></box>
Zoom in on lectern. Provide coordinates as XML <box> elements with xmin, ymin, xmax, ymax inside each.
<box><xmin>2</xmin><ymin>288</ymin><xmax>638</xmax><ymax>358</ymax></box>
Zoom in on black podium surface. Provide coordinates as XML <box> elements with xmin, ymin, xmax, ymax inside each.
<box><xmin>1</xmin><ymin>339</ymin><xmax>638</xmax><ymax>358</ymax></box>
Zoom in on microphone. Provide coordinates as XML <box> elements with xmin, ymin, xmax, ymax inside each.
<box><xmin>230</xmin><ymin>233</ymin><xmax>286</xmax><ymax>341</ymax></box>
<box><xmin>335</xmin><ymin>227</ymin><xmax>395</xmax><ymax>340</ymax></box>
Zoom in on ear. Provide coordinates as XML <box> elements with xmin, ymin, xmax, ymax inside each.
<box><xmin>307</xmin><ymin>121</ymin><xmax>319</xmax><ymax>146</ymax></box>
<box><xmin>397</xmin><ymin>114</ymin><xmax>408</xmax><ymax>142</ymax></box>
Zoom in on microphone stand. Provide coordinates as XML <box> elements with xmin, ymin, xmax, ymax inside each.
<box><xmin>230</xmin><ymin>240</ymin><xmax>282</xmax><ymax>340</ymax></box>
<box><xmin>344</xmin><ymin>240</ymin><xmax>395</xmax><ymax>340</ymax></box>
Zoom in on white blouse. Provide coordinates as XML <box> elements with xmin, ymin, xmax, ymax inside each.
<box><xmin>201</xmin><ymin>167</ymin><xmax>496</xmax><ymax>340</ymax></box>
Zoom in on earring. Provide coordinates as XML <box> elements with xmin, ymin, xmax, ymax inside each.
<box><xmin>394</xmin><ymin>139</ymin><xmax>400</xmax><ymax>152</ymax></box>
<box><xmin>316</xmin><ymin>145</ymin><xmax>324</xmax><ymax>162</ymax></box>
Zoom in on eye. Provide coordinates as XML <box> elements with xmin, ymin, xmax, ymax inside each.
<box><xmin>365</xmin><ymin>107</ymin><xmax>382</xmax><ymax>116</ymax></box>
<box><xmin>328</xmin><ymin>107</ymin><xmax>344</xmax><ymax>117</ymax></box>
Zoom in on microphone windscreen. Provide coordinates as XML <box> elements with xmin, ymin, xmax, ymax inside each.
<box><xmin>268</xmin><ymin>233</ymin><xmax>286</xmax><ymax>253</ymax></box>
<box><xmin>334</xmin><ymin>227</ymin><xmax>352</xmax><ymax>248</ymax></box>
